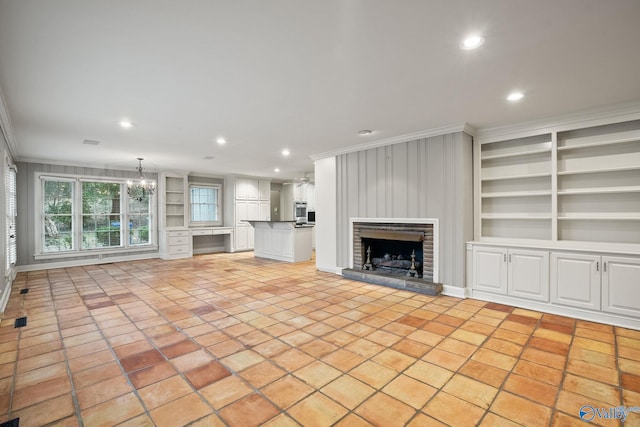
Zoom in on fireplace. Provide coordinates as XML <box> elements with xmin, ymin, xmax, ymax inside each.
<box><xmin>343</xmin><ymin>218</ymin><xmax>441</xmax><ymax>295</ymax></box>
<box><xmin>361</xmin><ymin>229</ymin><xmax>424</xmax><ymax>278</ymax></box>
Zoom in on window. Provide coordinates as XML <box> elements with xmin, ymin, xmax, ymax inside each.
<box><xmin>128</xmin><ymin>192</ymin><xmax>151</xmax><ymax>245</ymax></box>
<box><xmin>39</xmin><ymin>174</ymin><xmax>154</xmax><ymax>255</ymax></box>
<box><xmin>82</xmin><ymin>181</ymin><xmax>121</xmax><ymax>248</ymax></box>
<box><xmin>43</xmin><ymin>179</ymin><xmax>74</xmax><ymax>252</ymax></box>
<box><xmin>190</xmin><ymin>184</ymin><xmax>221</xmax><ymax>225</ymax></box>
<box><xmin>5</xmin><ymin>162</ymin><xmax>16</xmax><ymax>269</ymax></box>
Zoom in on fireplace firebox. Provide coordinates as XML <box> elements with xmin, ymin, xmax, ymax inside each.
<box><xmin>343</xmin><ymin>219</ymin><xmax>441</xmax><ymax>296</ymax></box>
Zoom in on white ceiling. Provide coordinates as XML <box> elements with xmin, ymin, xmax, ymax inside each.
<box><xmin>1</xmin><ymin>0</ymin><xmax>639</xmax><ymax>180</ymax></box>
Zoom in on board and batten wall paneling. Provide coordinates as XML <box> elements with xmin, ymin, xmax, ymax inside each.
<box><xmin>335</xmin><ymin>131</ymin><xmax>473</xmax><ymax>289</ymax></box>
<box><xmin>16</xmin><ymin>162</ymin><xmax>160</xmax><ymax>268</ymax></box>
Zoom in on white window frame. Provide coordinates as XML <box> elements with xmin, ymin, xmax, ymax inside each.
<box><xmin>189</xmin><ymin>183</ymin><xmax>222</xmax><ymax>226</ymax></box>
<box><xmin>34</xmin><ymin>172</ymin><xmax>157</xmax><ymax>259</ymax></box>
<box><xmin>5</xmin><ymin>156</ymin><xmax>16</xmax><ymax>282</ymax></box>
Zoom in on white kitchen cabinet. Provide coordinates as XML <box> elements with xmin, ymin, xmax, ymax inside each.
<box><xmin>259</xmin><ymin>201</ymin><xmax>270</xmax><ymax>221</ymax></box>
<box><xmin>259</xmin><ymin>180</ymin><xmax>270</xmax><ymax>201</ymax></box>
<box><xmin>225</xmin><ymin>176</ymin><xmax>270</xmax><ymax>251</ymax></box>
<box><xmin>602</xmin><ymin>256</ymin><xmax>640</xmax><ymax>317</ymax></box>
<box><xmin>550</xmin><ymin>253</ymin><xmax>601</xmax><ymax>310</ymax></box>
<box><xmin>472</xmin><ymin>246</ymin><xmax>549</xmax><ymax>301</ymax></box>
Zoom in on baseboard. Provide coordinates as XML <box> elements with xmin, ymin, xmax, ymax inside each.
<box><xmin>471</xmin><ymin>291</ymin><xmax>640</xmax><ymax>331</ymax></box>
<box><xmin>317</xmin><ymin>265</ymin><xmax>344</xmax><ymax>275</ymax></box>
<box><xmin>0</xmin><ymin>283</ymin><xmax>11</xmax><ymax>313</ymax></box>
<box><xmin>442</xmin><ymin>285</ymin><xmax>469</xmax><ymax>299</ymax></box>
<box><xmin>16</xmin><ymin>252</ymin><xmax>160</xmax><ymax>272</ymax></box>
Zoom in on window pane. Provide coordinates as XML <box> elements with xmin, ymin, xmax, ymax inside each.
<box><xmin>190</xmin><ymin>186</ymin><xmax>219</xmax><ymax>222</ymax></box>
<box><xmin>43</xmin><ymin>180</ymin><xmax>73</xmax><ymax>252</ymax></box>
<box><xmin>128</xmin><ymin>190</ymin><xmax>152</xmax><ymax>246</ymax></box>
<box><xmin>82</xmin><ymin>181</ymin><xmax>122</xmax><ymax>249</ymax></box>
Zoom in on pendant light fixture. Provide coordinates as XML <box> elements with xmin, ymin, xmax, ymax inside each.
<box><xmin>127</xmin><ymin>158</ymin><xmax>155</xmax><ymax>201</ymax></box>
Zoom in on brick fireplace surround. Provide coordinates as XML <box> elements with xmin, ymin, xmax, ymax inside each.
<box><xmin>350</xmin><ymin>218</ymin><xmax>439</xmax><ymax>283</ymax></box>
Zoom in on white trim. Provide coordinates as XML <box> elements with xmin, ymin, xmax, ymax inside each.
<box><xmin>470</xmin><ymin>290</ymin><xmax>640</xmax><ymax>331</ymax></box>
<box><xmin>17</xmin><ymin>252</ymin><xmax>160</xmax><ymax>273</ymax></box>
<box><xmin>476</xmin><ymin>101</ymin><xmax>640</xmax><ymax>144</ymax></box>
<box><xmin>349</xmin><ymin>217</ymin><xmax>440</xmax><ymax>283</ymax></box>
<box><xmin>310</xmin><ymin>123</ymin><xmax>473</xmax><ymax>161</ymax></box>
<box><xmin>0</xmin><ymin>86</ymin><xmax>18</xmax><ymax>159</ymax></box>
<box><xmin>442</xmin><ymin>285</ymin><xmax>470</xmax><ymax>299</ymax></box>
<box><xmin>321</xmin><ymin>266</ymin><xmax>345</xmax><ymax>275</ymax></box>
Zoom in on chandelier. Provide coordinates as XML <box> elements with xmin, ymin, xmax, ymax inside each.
<box><xmin>127</xmin><ymin>158</ymin><xmax>156</xmax><ymax>201</ymax></box>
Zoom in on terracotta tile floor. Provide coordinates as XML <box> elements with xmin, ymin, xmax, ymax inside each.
<box><xmin>1</xmin><ymin>252</ymin><xmax>639</xmax><ymax>426</ymax></box>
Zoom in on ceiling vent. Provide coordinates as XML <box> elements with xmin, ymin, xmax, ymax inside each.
<box><xmin>82</xmin><ymin>139</ymin><xmax>100</xmax><ymax>145</ymax></box>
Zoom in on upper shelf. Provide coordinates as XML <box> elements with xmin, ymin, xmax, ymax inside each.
<box><xmin>481</xmin><ymin>148</ymin><xmax>552</xmax><ymax>161</ymax></box>
<box><xmin>558</xmin><ymin>129</ymin><xmax>640</xmax><ymax>151</ymax></box>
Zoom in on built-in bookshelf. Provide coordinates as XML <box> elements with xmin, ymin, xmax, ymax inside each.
<box><xmin>480</xmin><ymin>134</ymin><xmax>553</xmax><ymax>240</ymax></box>
<box><xmin>556</xmin><ymin>123</ymin><xmax>640</xmax><ymax>245</ymax></box>
<box><xmin>477</xmin><ymin>119</ymin><xmax>640</xmax><ymax>246</ymax></box>
<box><xmin>159</xmin><ymin>172</ymin><xmax>188</xmax><ymax>229</ymax></box>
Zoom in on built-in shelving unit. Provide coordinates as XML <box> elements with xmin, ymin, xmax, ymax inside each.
<box><xmin>477</xmin><ymin>119</ymin><xmax>640</xmax><ymax>247</ymax></box>
<box><xmin>471</xmin><ymin>116</ymin><xmax>640</xmax><ymax>329</ymax></box>
<box><xmin>479</xmin><ymin>134</ymin><xmax>553</xmax><ymax>241</ymax></box>
<box><xmin>158</xmin><ymin>172</ymin><xmax>190</xmax><ymax>259</ymax></box>
<box><xmin>162</xmin><ymin>174</ymin><xmax>187</xmax><ymax>228</ymax></box>
<box><xmin>556</xmin><ymin>123</ymin><xmax>640</xmax><ymax>246</ymax></box>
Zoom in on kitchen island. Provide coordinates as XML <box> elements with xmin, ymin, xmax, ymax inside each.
<box><xmin>245</xmin><ymin>221</ymin><xmax>313</xmax><ymax>262</ymax></box>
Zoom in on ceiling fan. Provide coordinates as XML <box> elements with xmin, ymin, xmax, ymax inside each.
<box><xmin>294</xmin><ymin>172</ymin><xmax>313</xmax><ymax>187</ymax></box>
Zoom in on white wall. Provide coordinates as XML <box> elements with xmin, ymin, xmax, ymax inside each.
<box><xmin>314</xmin><ymin>157</ymin><xmax>337</xmax><ymax>273</ymax></box>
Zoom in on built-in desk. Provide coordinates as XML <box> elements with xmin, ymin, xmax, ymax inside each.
<box><xmin>190</xmin><ymin>227</ymin><xmax>234</xmax><ymax>255</ymax></box>
<box><xmin>246</xmin><ymin>221</ymin><xmax>313</xmax><ymax>262</ymax></box>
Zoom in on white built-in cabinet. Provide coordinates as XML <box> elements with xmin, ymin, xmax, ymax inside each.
<box><xmin>470</xmin><ymin>117</ymin><xmax>640</xmax><ymax>328</ymax></box>
<box><xmin>550</xmin><ymin>253</ymin><xmax>600</xmax><ymax>310</ymax></box>
<box><xmin>472</xmin><ymin>246</ymin><xmax>549</xmax><ymax>302</ymax></box>
<box><xmin>224</xmin><ymin>177</ymin><xmax>271</xmax><ymax>251</ymax></box>
<box><xmin>158</xmin><ymin>172</ymin><xmax>191</xmax><ymax>259</ymax></box>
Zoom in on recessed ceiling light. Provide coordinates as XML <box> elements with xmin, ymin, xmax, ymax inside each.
<box><xmin>358</xmin><ymin>130</ymin><xmax>373</xmax><ymax>136</ymax></box>
<box><xmin>506</xmin><ymin>91</ymin><xmax>525</xmax><ymax>102</ymax></box>
<box><xmin>461</xmin><ymin>35</ymin><xmax>485</xmax><ymax>50</ymax></box>
<box><xmin>216</xmin><ymin>137</ymin><xmax>226</xmax><ymax>145</ymax></box>
<box><xmin>282</xmin><ymin>149</ymin><xmax>290</xmax><ymax>156</ymax></box>
<box><xmin>119</xmin><ymin>120</ymin><xmax>134</xmax><ymax>128</ymax></box>
<box><xmin>274</xmin><ymin>168</ymin><xmax>280</xmax><ymax>172</ymax></box>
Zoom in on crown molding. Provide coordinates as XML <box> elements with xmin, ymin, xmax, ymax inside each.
<box><xmin>475</xmin><ymin>101</ymin><xmax>640</xmax><ymax>143</ymax></box>
<box><xmin>310</xmin><ymin>123</ymin><xmax>473</xmax><ymax>161</ymax></box>
<box><xmin>0</xmin><ymin>85</ymin><xmax>18</xmax><ymax>159</ymax></box>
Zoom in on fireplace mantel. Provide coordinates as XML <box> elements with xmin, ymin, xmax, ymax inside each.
<box><xmin>349</xmin><ymin>217</ymin><xmax>439</xmax><ymax>283</ymax></box>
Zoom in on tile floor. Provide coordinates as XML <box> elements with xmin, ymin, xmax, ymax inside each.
<box><xmin>0</xmin><ymin>252</ymin><xmax>639</xmax><ymax>426</ymax></box>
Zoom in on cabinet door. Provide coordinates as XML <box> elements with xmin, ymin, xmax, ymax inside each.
<box><xmin>472</xmin><ymin>246</ymin><xmax>507</xmax><ymax>294</ymax></box>
<box><xmin>259</xmin><ymin>180</ymin><xmax>270</xmax><ymax>200</ymax></box>
<box><xmin>550</xmin><ymin>253</ymin><xmax>600</xmax><ymax>310</ymax></box>
<box><xmin>259</xmin><ymin>201</ymin><xmax>270</xmax><ymax>221</ymax></box>
<box><xmin>602</xmin><ymin>256</ymin><xmax>640</xmax><ymax>317</ymax></box>
<box><xmin>246</xmin><ymin>201</ymin><xmax>260</xmax><ymax>220</ymax></box>
<box><xmin>235</xmin><ymin>178</ymin><xmax>247</xmax><ymax>200</ymax></box>
<box><xmin>236</xmin><ymin>201</ymin><xmax>248</xmax><ymax>226</ymax></box>
<box><xmin>508</xmin><ymin>249</ymin><xmax>549</xmax><ymax>302</ymax></box>
<box><xmin>246</xmin><ymin>179</ymin><xmax>259</xmax><ymax>200</ymax></box>
<box><xmin>235</xmin><ymin>225</ymin><xmax>248</xmax><ymax>250</ymax></box>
